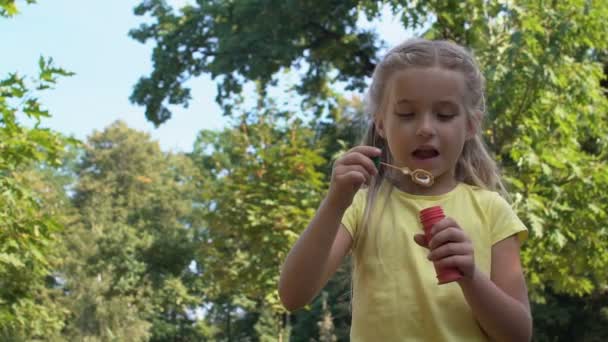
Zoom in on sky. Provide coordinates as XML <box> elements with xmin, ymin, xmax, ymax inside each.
<box><xmin>2</xmin><ymin>0</ymin><xmax>409</xmax><ymax>152</ymax></box>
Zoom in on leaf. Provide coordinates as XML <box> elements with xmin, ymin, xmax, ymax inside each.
<box><xmin>0</xmin><ymin>1</ymin><xmax>18</xmax><ymax>17</ymax></box>
<box><xmin>0</xmin><ymin>252</ymin><xmax>25</xmax><ymax>268</ymax></box>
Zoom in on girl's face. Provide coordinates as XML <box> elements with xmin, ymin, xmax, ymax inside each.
<box><xmin>375</xmin><ymin>67</ymin><xmax>476</xmax><ymax>195</ymax></box>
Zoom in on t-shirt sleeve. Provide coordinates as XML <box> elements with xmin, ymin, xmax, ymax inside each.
<box><xmin>488</xmin><ymin>192</ymin><xmax>528</xmax><ymax>245</ymax></box>
<box><xmin>341</xmin><ymin>189</ymin><xmax>367</xmax><ymax>240</ymax></box>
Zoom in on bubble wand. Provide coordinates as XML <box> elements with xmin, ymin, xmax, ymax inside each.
<box><xmin>371</xmin><ymin>156</ymin><xmax>434</xmax><ymax>187</ymax></box>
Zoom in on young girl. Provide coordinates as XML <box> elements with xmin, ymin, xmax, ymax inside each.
<box><xmin>279</xmin><ymin>38</ymin><xmax>532</xmax><ymax>341</ymax></box>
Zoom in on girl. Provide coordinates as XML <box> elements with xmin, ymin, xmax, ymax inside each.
<box><xmin>279</xmin><ymin>39</ymin><xmax>532</xmax><ymax>341</ymax></box>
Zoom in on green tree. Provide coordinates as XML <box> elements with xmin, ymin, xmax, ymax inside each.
<box><xmin>190</xmin><ymin>101</ymin><xmax>327</xmax><ymax>339</ymax></box>
<box><xmin>59</xmin><ymin>121</ymin><xmax>204</xmax><ymax>341</ymax></box>
<box><xmin>1</xmin><ymin>2</ymin><xmax>74</xmax><ymax>338</ymax></box>
<box><xmin>129</xmin><ymin>0</ymin><xmax>382</xmax><ymax>124</ymax></box>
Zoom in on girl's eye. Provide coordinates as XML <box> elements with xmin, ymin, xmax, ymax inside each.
<box><xmin>395</xmin><ymin>112</ymin><xmax>415</xmax><ymax>118</ymax></box>
<box><xmin>437</xmin><ymin>113</ymin><xmax>456</xmax><ymax>120</ymax></box>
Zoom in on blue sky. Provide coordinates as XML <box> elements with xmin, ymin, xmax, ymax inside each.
<box><xmin>2</xmin><ymin>0</ymin><xmax>408</xmax><ymax>152</ymax></box>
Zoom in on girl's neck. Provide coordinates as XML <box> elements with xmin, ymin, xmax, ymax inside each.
<box><xmin>388</xmin><ymin>170</ymin><xmax>459</xmax><ymax>196</ymax></box>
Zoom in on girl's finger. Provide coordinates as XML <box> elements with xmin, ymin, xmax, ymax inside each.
<box><xmin>427</xmin><ymin>242</ymin><xmax>472</xmax><ymax>261</ymax></box>
<box><xmin>428</xmin><ymin>227</ymin><xmax>467</xmax><ymax>250</ymax></box>
<box><xmin>433</xmin><ymin>255</ymin><xmax>469</xmax><ymax>270</ymax></box>
<box><xmin>341</xmin><ymin>170</ymin><xmax>366</xmax><ymax>188</ymax></box>
<box><xmin>429</xmin><ymin>217</ymin><xmax>460</xmax><ymax>236</ymax></box>
<box><xmin>339</xmin><ymin>152</ymin><xmax>378</xmax><ymax>176</ymax></box>
<box><xmin>413</xmin><ymin>234</ymin><xmax>428</xmax><ymax>248</ymax></box>
<box><xmin>349</xmin><ymin>145</ymin><xmax>382</xmax><ymax>158</ymax></box>
<box><xmin>336</xmin><ymin>164</ymin><xmax>371</xmax><ymax>184</ymax></box>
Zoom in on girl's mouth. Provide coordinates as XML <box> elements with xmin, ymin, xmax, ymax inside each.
<box><xmin>412</xmin><ymin>148</ymin><xmax>439</xmax><ymax>160</ymax></box>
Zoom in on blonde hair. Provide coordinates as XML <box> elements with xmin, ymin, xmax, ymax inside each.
<box><xmin>353</xmin><ymin>38</ymin><xmax>506</xmax><ymax>254</ymax></box>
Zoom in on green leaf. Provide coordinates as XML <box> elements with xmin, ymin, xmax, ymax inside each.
<box><xmin>0</xmin><ymin>252</ymin><xmax>25</xmax><ymax>268</ymax></box>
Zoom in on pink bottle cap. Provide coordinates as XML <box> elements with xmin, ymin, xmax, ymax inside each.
<box><xmin>420</xmin><ymin>206</ymin><xmax>444</xmax><ymax>220</ymax></box>
<box><xmin>418</xmin><ymin>205</ymin><xmax>462</xmax><ymax>285</ymax></box>
<box><xmin>420</xmin><ymin>206</ymin><xmax>445</xmax><ymax>230</ymax></box>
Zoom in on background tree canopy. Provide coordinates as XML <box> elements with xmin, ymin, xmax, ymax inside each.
<box><xmin>1</xmin><ymin>2</ymin><xmax>75</xmax><ymax>337</ymax></box>
<box><xmin>1</xmin><ymin>0</ymin><xmax>607</xmax><ymax>340</ymax></box>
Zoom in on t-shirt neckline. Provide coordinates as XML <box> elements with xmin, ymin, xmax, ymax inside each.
<box><xmin>384</xmin><ymin>179</ymin><xmax>464</xmax><ymax>201</ymax></box>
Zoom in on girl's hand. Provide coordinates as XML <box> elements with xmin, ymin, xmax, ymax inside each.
<box><xmin>327</xmin><ymin>146</ymin><xmax>381</xmax><ymax>211</ymax></box>
<box><xmin>414</xmin><ymin>217</ymin><xmax>476</xmax><ymax>278</ymax></box>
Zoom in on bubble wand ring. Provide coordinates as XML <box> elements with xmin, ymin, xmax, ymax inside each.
<box><xmin>379</xmin><ymin>161</ymin><xmax>434</xmax><ymax>187</ymax></box>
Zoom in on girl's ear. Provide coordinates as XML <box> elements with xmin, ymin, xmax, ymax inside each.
<box><xmin>466</xmin><ymin>110</ymin><xmax>482</xmax><ymax>140</ymax></box>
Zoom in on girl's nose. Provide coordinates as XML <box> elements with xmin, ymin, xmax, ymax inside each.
<box><xmin>415</xmin><ymin>115</ymin><xmax>435</xmax><ymax>137</ymax></box>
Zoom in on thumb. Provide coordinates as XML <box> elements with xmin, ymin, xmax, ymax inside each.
<box><xmin>413</xmin><ymin>234</ymin><xmax>428</xmax><ymax>248</ymax></box>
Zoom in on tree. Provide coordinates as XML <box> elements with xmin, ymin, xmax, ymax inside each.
<box><xmin>0</xmin><ymin>2</ymin><xmax>74</xmax><ymax>339</ymax></box>
<box><xmin>190</xmin><ymin>100</ymin><xmax>327</xmax><ymax>339</ymax></box>
<box><xmin>129</xmin><ymin>0</ymin><xmax>383</xmax><ymax>124</ymax></box>
<box><xmin>59</xmin><ymin>121</ymin><xmax>204</xmax><ymax>341</ymax></box>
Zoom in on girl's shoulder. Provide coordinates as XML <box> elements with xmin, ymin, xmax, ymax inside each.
<box><xmin>458</xmin><ymin>182</ymin><xmax>504</xmax><ymax>201</ymax></box>
<box><xmin>458</xmin><ymin>183</ymin><xmax>520</xmax><ymax>220</ymax></box>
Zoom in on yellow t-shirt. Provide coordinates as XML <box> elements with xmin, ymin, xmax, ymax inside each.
<box><xmin>341</xmin><ymin>181</ymin><xmax>527</xmax><ymax>341</ymax></box>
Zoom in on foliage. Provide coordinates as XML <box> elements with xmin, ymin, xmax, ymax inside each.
<box><xmin>0</xmin><ymin>21</ymin><xmax>74</xmax><ymax>337</ymax></box>
<box><xmin>190</xmin><ymin>101</ymin><xmax>327</xmax><ymax>338</ymax></box>
<box><xmin>462</xmin><ymin>0</ymin><xmax>608</xmax><ymax>301</ymax></box>
<box><xmin>0</xmin><ymin>0</ymin><xmax>36</xmax><ymax>17</ymax></box>
<box><xmin>290</xmin><ymin>261</ymin><xmax>352</xmax><ymax>342</ymax></box>
<box><xmin>532</xmin><ymin>289</ymin><xmax>608</xmax><ymax>342</ymax></box>
<box><xmin>129</xmin><ymin>0</ymin><xmax>382</xmax><ymax>124</ymax></box>
<box><xmin>59</xmin><ymin>121</ymin><xmax>204</xmax><ymax>341</ymax></box>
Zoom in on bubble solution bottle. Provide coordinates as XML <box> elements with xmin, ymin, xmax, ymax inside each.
<box><xmin>420</xmin><ymin>206</ymin><xmax>463</xmax><ymax>285</ymax></box>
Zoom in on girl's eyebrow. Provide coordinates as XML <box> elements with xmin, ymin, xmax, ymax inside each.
<box><xmin>395</xmin><ymin>98</ymin><xmax>460</xmax><ymax>107</ymax></box>
<box><xmin>436</xmin><ymin>99</ymin><xmax>460</xmax><ymax>107</ymax></box>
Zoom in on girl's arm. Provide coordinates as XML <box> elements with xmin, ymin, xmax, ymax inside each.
<box><xmin>278</xmin><ymin>199</ymin><xmax>352</xmax><ymax>311</ymax></box>
<box><xmin>417</xmin><ymin>219</ymin><xmax>532</xmax><ymax>342</ymax></box>
<box><xmin>458</xmin><ymin>236</ymin><xmax>532</xmax><ymax>342</ymax></box>
<box><xmin>279</xmin><ymin>145</ymin><xmax>380</xmax><ymax>311</ymax></box>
